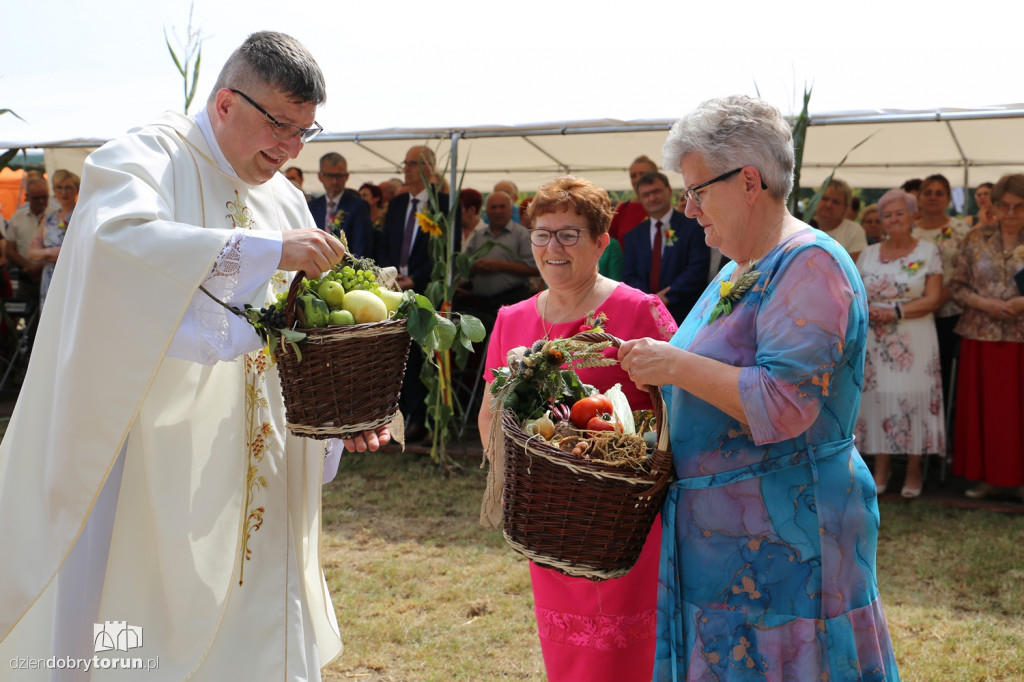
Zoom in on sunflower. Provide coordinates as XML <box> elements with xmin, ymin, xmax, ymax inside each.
<box><xmin>416</xmin><ymin>212</ymin><xmax>442</xmax><ymax>237</ymax></box>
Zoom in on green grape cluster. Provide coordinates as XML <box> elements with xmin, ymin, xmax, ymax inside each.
<box><xmin>338</xmin><ymin>265</ymin><xmax>380</xmax><ymax>294</ymax></box>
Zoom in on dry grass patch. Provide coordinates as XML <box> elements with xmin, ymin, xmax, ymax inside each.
<box><xmin>321</xmin><ymin>450</ymin><xmax>544</xmax><ymax>681</ymax></box>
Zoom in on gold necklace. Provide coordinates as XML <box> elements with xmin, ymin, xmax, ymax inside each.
<box><xmin>541</xmin><ymin>288</ymin><xmax>593</xmax><ymax>340</ymax></box>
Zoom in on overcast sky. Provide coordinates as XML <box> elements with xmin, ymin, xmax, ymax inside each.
<box><xmin>1</xmin><ymin>0</ymin><xmax>1018</xmax><ymax>145</ymax></box>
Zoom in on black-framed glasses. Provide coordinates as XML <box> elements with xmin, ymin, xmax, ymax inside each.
<box><xmin>320</xmin><ymin>172</ymin><xmax>349</xmax><ymax>180</ymax></box>
<box><xmin>682</xmin><ymin>167</ymin><xmax>766</xmax><ymax>206</ymax></box>
<box><xmin>229</xmin><ymin>89</ymin><xmax>323</xmax><ymax>143</ymax></box>
<box><xmin>529</xmin><ymin>228</ymin><xmax>591</xmax><ymax>247</ymax></box>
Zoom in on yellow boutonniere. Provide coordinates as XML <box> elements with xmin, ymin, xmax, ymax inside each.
<box><xmin>938</xmin><ymin>226</ymin><xmax>954</xmax><ymax>240</ymax></box>
<box><xmin>416</xmin><ymin>211</ymin><xmax>442</xmax><ymax>237</ymax></box>
<box><xmin>901</xmin><ymin>260</ymin><xmax>924</xmax><ymax>275</ymax></box>
<box><xmin>663</xmin><ymin>226</ymin><xmax>677</xmax><ymax>247</ymax></box>
<box><xmin>708</xmin><ymin>267</ymin><xmax>760</xmax><ymax>325</ymax></box>
<box><xmin>328</xmin><ymin>209</ymin><xmax>346</xmax><ymax>240</ymax></box>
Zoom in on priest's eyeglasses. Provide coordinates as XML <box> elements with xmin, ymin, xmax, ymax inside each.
<box><xmin>230</xmin><ymin>89</ymin><xmax>323</xmax><ymax>143</ymax></box>
<box><xmin>529</xmin><ymin>228</ymin><xmax>591</xmax><ymax>247</ymax></box>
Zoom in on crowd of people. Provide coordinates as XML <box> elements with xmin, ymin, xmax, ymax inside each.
<box><xmin>292</xmin><ymin>142</ymin><xmax>1022</xmax><ymax>511</ymax></box>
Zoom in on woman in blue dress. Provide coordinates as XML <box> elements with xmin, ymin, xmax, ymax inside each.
<box><xmin>619</xmin><ymin>95</ymin><xmax>900</xmax><ymax>681</ymax></box>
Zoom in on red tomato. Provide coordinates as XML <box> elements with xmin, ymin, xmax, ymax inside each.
<box><xmin>586</xmin><ymin>416</ymin><xmax>617</xmax><ymax>432</ymax></box>
<box><xmin>570</xmin><ymin>395</ymin><xmax>613</xmax><ymax>428</ymax></box>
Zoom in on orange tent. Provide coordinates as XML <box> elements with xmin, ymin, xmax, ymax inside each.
<box><xmin>0</xmin><ymin>168</ymin><xmax>26</xmax><ymax>220</ymax></box>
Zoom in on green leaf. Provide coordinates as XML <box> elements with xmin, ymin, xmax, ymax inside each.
<box><xmin>164</xmin><ymin>30</ymin><xmax>186</xmax><ymax>76</ymax></box>
<box><xmin>454</xmin><ymin>339</ymin><xmax>472</xmax><ymax>368</ymax></box>
<box><xmin>455</xmin><ymin>252</ymin><xmax>472</xmax><ymax>282</ymax></box>
<box><xmin>457</xmin><ymin>328</ymin><xmax>476</xmax><ymax>353</ymax></box>
<box><xmin>434</xmin><ymin>316</ymin><xmax>457</xmax><ymax>351</ymax></box>
<box><xmin>0</xmin><ymin>109</ymin><xmax>26</xmax><ymax>123</ymax></box>
<box><xmin>424</xmin><ymin>327</ymin><xmax>440</xmax><ymax>352</ymax></box>
<box><xmin>457</xmin><ymin>314</ymin><xmax>486</xmax><ymax>343</ymax></box>
<box><xmin>407</xmin><ymin>306</ymin><xmax>437</xmax><ymax>343</ymax></box>
<box><xmin>0</xmin><ymin>148</ymin><xmax>21</xmax><ymax>170</ymax></box>
<box><xmin>280</xmin><ymin>328</ymin><xmax>307</xmax><ymax>343</ymax></box>
<box><xmin>802</xmin><ymin>131</ymin><xmax>877</xmax><ymax>221</ymax></box>
<box><xmin>413</xmin><ymin>293</ymin><xmax>433</xmax><ymax>310</ymax></box>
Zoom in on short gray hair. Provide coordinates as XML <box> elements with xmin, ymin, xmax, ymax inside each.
<box><xmin>210</xmin><ymin>31</ymin><xmax>326</xmax><ymax>105</ymax></box>
<box><xmin>662</xmin><ymin>95</ymin><xmax>794</xmax><ymax>201</ymax></box>
<box><xmin>319</xmin><ymin>152</ymin><xmax>347</xmax><ymax>167</ymax></box>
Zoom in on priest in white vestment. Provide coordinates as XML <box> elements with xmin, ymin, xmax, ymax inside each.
<box><xmin>0</xmin><ymin>32</ymin><xmax>388</xmax><ymax>681</ymax></box>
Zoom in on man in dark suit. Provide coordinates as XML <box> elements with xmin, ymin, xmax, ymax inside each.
<box><xmin>307</xmin><ymin>152</ymin><xmax>374</xmax><ymax>257</ymax></box>
<box><xmin>374</xmin><ymin>145</ymin><xmax>461</xmax><ymax>440</ymax></box>
<box><xmin>622</xmin><ymin>171</ymin><xmax>710</xmax><ymax>323</ymax></box>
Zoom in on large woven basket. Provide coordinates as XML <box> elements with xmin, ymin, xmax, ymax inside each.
<box><xmin>275</xmin><ymin>271</ymin><xmax>411</xmax><ymax>439</ymax></box>
<box><xmin>500</xmin><ymin>335</ymin><xmax>674</xmax><ymax>581</ymax></box>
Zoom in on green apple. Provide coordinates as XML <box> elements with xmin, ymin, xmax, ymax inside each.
<box><xmin>317</xmin><ymin>280</ymin><xmax>346</xmax><ymax>310</ymax></box>
<box><xmin>329</xmin><ymin>309</ymin><xmax>355</xmax><ymax>326</ymax></box>
<box><xmin>342</xmin><ymin>289</ymin><xmax>389</xmax><ymax>323</ymax></box>
<box><xmin>376</xmin><ymin>288</ymin><xmax>404</xmax><ymax>315</ymax></box>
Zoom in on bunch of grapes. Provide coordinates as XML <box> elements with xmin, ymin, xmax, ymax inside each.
<box><xmin>338</xmin><ymin>265</ymin><xmax>380</xmax><ymax>294</ymax></box>
<box><xmin>256</xmin><ymin>304</ymin><xmax>287</xmax><ymax>331</ymax></box>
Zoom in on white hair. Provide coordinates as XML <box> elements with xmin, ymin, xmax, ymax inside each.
<box><xmin>663</xmin><ymin>95</ymin><xmax>794</xmax><ymax>201</ymax></box>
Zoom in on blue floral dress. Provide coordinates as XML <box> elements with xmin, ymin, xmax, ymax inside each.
<box><xmin>655</xmin><ymin>228</ymin><xmax>900</xmax><ymax>681</ymax></box>
<box><xmin>40</xmin><ymin>208</ymin><xmax>72</xmax><ymax>306</ymax></box>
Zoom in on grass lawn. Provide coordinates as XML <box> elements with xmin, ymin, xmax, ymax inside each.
<box><xmin>322</xmin><ymin>450</ymin><xmax>1024</xmax><ymax>682</ymax></box>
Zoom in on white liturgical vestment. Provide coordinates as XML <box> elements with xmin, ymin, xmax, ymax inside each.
<box><xmin>0</xmin><ymin>112</ymin><xmax>341</xmax><ymax>680</ymax></box>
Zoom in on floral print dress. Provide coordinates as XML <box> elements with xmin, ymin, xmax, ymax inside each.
<box><xmin>855</xmin><ymin>240</ymin><xmax>945</xmax><ymax>455</ymax></box>
<box><xmin>40</xmin><ymin>208</ymin><xmax>72</xmax><ymax>306</ymax></box>
<box><xmin>655</xmin><ymin>229</ymin><xmax>899</xmax><ymax>681</ymax></box>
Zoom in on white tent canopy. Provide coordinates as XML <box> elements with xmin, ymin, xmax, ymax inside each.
<box><xmin>20</xmin><ymin>104</ymin><xmax>1024</xmax><ymax>198</ymax></box>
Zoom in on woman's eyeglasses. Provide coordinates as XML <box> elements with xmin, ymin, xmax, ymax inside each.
<box><xmin>529</xmin><ymin>228</ymin><xmax>591</xmax><ymax>247</ymax></box>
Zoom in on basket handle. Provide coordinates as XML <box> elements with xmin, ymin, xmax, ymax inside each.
<box><xmin>283</xmin><ymin>270</ymin><xmax>309</xmax><ymax>329</ymax></box>
<box><xmin>569</xmin><ymin>330</ymin><xmax>671</xmax><ymax>453</ymax></box>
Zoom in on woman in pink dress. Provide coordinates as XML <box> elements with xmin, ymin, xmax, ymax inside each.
<box><xmin>478</xmin><ymin>175</ymin><xmax>677</xmax><ymax>681</ymax></box>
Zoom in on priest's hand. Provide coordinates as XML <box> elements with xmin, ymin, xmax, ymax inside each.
<box><xmin>280</xmin><ymin>228</ymin><xmax>346</xmax><ymax>276</ymax></box>
<box><xmin>341</xmin><ymin>425</ymin><xmax>392</xmax><ymax>452</ymax></box>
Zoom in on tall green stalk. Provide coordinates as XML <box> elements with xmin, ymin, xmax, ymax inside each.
<box><xmin>164</xmin><ymin>3</ymin><xmax>204</xmax><ymax>114</ymax></box>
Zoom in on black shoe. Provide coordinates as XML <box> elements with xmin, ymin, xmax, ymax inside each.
<box><xmin>404</xmin><ymin>422</ymin><xmax>428</xmax><ymax>443</ymax></box>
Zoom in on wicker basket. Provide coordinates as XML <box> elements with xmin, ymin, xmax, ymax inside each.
<box><xmin>500</xmin><ymin>335</ymin><xmax>674</xmax><ymax>581</ymax></box>
<box><xmin>275</xmin><ymin>271</ymin><xmax>411</xmax><ymax>439</ymax></box>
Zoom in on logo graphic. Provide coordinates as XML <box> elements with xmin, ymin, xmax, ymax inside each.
<box><xmin>93</xmin><ymin>622</ymin><xmax>143</xmax><ymax>653</ymax></box>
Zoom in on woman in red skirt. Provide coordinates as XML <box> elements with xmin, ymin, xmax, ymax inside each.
<box><xmin>950</xmin><ymin>172</ymin><xmax>1024</xmax><ymax>501</ymax></box>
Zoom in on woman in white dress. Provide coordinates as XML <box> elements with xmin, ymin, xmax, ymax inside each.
<box><xmin>856</xmin><ymin>188</ymin><xmax>945</xmax><ymax>498</ymax></box>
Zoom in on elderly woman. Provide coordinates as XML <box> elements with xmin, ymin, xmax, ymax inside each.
<box><xmin>860</xmin><ymin>202</ymin><xmax>884</xmax><ymax>244</ymax></box>
<box><xmin>27</xmin><ymin>169</ymin><xmax>79</xmax><ymax>308</ymax></box>
<box><xmin>618</xmin><ymin>96</ymin><xmax>900</xmax><ymax>680</ymax></box>
<box><xmin>856</xmin><ymin>189</ymin><xmax>944</xmax><ymax>498</ymax></box>
<box><xmin>950</xmin><ymin>173</ymin><xmax>1024</xmax><ymax>502</ymax></box>
<box><xmin>478</xmin><ymin>175</ymin><xmax>677</xmax><ymax>681</ymax></box>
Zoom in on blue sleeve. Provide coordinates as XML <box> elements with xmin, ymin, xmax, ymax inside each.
<box><xmin>738</xmin><ymin>247</ymin><xmax>855</xmax><ymax>445</ymax></box>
